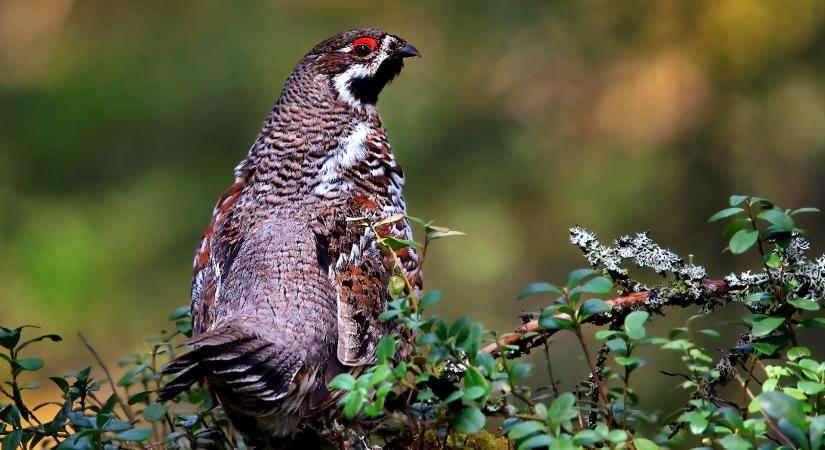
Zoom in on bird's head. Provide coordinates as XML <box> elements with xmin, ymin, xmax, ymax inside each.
<box><xmin>305</xmin><ymin>28</ymin><xmax>419</xmax><ymax>108</ymax></box>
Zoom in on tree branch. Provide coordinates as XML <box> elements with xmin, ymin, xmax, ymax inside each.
<box><xmin>480</xmin><ymin>279</ymin><xmax>729</xmax><ymax>356</ymax></box>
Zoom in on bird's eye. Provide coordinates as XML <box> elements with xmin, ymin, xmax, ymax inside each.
<box><xmin>352</xmin><ymin>37</ymin><xmax>377</xmax><ymax>57</ymax></box>
<box><xmin>353</xmin><ymin>44</ymin><xmax>372</xmax><ymax>57</ymax></box>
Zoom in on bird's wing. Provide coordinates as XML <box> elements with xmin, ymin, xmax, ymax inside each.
<box><xmin>159</xmin><ymin>175</ymin><xmax>256</xmax><ymax>403</ymax></box>
<box><xmin>325</xmin><ymin>195</ymin><xmax>421</xmax><ymax>366</ymax></box>
<box><xmin>162</xmin><ymin>182</ymin><xmax>336</xmax><ymax>410</ymax></box>
<box><xmin>191</xmin><ymin>177</ymin><xmax>249</xmax><ymax>335</ymax></box>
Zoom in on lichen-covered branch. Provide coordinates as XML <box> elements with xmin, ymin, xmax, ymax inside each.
<box><xmin>482</xmin><ymin>226</ymin><xmax>825</xmax><ymax>356</ymax></box>
<box><xmin>480</xmin><ymin>280</ymin><xmax>727</xmax><ymax>356</ymax></box>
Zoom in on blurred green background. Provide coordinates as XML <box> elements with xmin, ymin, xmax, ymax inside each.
<box><xmin>2</xmin><ymin>0</ymin><xmax>825</xmax><ymax>418</ymax></box>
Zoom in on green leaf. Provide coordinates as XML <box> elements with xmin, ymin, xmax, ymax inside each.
<box><xmin>462</xmin><ymin>386</ymin><xmax>486</xmax><ymax>401</ymax></box>
<box><xmin>451</xmin><ymin>406</ymin><xmax>485</xmax><ymax>434</ymax></box>
<box><xmin>751</xmin><ymin>316</ymin><xmax>785</xmax><ymax>338</ymax></box>
<box><xmin>607</xmin><ymin>430</ymin><xmax>628</xmax><ymax>442</ymax></box>
<box><xmin>729</xmin><ymin>229</ymin><xmax>759</xmax><ymax>254</ymax></box>
<box><xmin>718</xmin><ymin>435</ymin><xmax>753</xmax><ymax>450</ymax></box>
<box><xmin>510</xmin><ymin>362</ymin><xmax>532</xmax><ymax>382</ymax></box>
<box><xmin>615</xmin><ymin>356</ymin><xmax>640</xmax><ymax>366</ymax></box>
<box><xmin>463</xmin><ymin>323</ymin><xmax>483</xmax><ymax>363</ymax></box>
<box><xmin>427</xmin><ymin>227</ymin><xmax>466</xmax><ymax>241</ymax></box>
<box><xmin>175</xmin><ymin>319</ymin><xmax>192</xmax><ymax>337</ymax></box>
<box><xmin>116</xmin><ymin>364</ymin><xmax>147</xmax><ymax>387</ymax></box>
<box><xmin>810</xmin><ymin>415</ymin><xmax>825</xmax><ymax>449</ymax></box>
<box><xmin>449</xmin><ymin>316</ymin><xmax>471</xmax><ymax>338</ymax></box>
<box><xmin>342</xmin><ymin>391</ymin><xmax>365</xmax><ymax>420</ymax></box>
<box><xmin>752</xmin><ymin>342</ymin><xmax>780</xmax><ymax>356</ymax></box>
<box><xmin>594</xmin><ymin>330</ymin><xmax>621</xmax><ymax>340</ymax></box>
<box><xmin>518</xmin><ymin>434</ymin><xmax>553</xmax><ymax>450</ymax></box>
<box><xmin>508</xmin><ymin>420</ymin><xmax>545</xmax><ymax>440</ymax></box>
<box><xmin>376</xmin><ymin>336</ymin><xmax>397</xmax><ymax>362</ymax></box>
<box><xmin>328</xmin><ymin>374</ymin><xmax>356</xmax><ymax>391</ymax></box>
<box><xmin>668</xmin><ymin>327</ymin><xmax>688</xmax><ymax>339</ymax></box>
<box><xmin>16</xmin><ymin>334</ymin><xmax>62</xmax><ymax>352</ymax></box>
<box><xmin>797</xmin><ymin>380</ymin><xmax>825</xmax><ymax>395</ymax></box>
<box><xmin>374</xmin><ymin>213</ymin><xmax>406</xmax><ymax>227</ymax></box>
<box><xmin>721</xmin><ymin>407</ymin><xmax>744</xmax><ymax>429</ymax></box>
<box><xmin>579</xmin><ymin>299</ymin><xmax>610</xmax><ymax>319</ymax></box>
<box><xmin>709</xmin><ymin>207</ymin><xmax>744</xmax><ymax>222</ymax></box>
<box><xmin>0</xmin><ymin>329</ymin><xmax>21</xmax><ymax>350</ymax></box>
<box><xmin>538</xmin><ymin>315</ymin><xmax>574</xmax><ymax>331</ymax></box>
<box><xmin>662</xmin><ymin>339</ymin><xmax>693</xmax><ymax>351</ymax></box>
<box><xmin>681</xmin><ymin>411</ymin><xmax>710</xmax><ymax>435</ymax></box>
<box><xmin>15</xmin><ymin>358</ymin><xmax>44</xmax><ymax>371</ymax></box>
<box><xmin>757</xmin><ymin>209</ymin><xmax>794</xmax><ymax>231</ymax></box>
<box><xmin>464</xmin><ymin>367</ymin><xmax>489</xmax><ymax>396</ymax></box>
<box><xmin>565</xmin><ymin>268</ymin><xmax>597</xmax><ymax>289</ymax></box>
<box><xmin>749</xmin><ymin>196</ymin><xmax>773</xmax><ymax>207</ymax></box>
<box><xmin>790</xmin><ymin>207</ymin><xmax>820</xmax><ymax>216</ymax></box>
<box><xmin>578</xmin><ymin>277</ymin><xmax>613</xmax><ymax>295</ymax></box>
<box><xmin>381</xmin><ymin>237</ymin><xmax>422</xmax><ymax>250</ymax></box>
<box><xmin>418</xmin><ymin>291</ymin><xmax>443</xmax><ymax>309</ymax></box>
<box><xmin>758</xmin><ymin>391</ymin><xmax>806</xmax><ymax>431</ymax></box>
<box><xmin>516</xmin><ymin>282</ymin><xmax>561</xmax><ymax>300</ymax></box>
<box><xmin>366</xmin><ymin>365</ymin><xmax>391</xmax><ymax>387</ymax></box>
<box><xmin>127</xmin><ymin>391</ymin><xmax>152</xmax><ymax>405</ymax></box>
<box><xmin>548</xmin><ymin>393</ymin><xmax>577</xmax><ymax>424</ymax></box>
<box><xmin>0</xmin><ymin>404</ymin><xmax>20</xmax><ymax>428</ymax></box>
<box><xmin>572</xmin><ymin>429</ymin><xmax>599</xmax><ymax>446</ymax></box>
<box><xmin>698</xmin><ymin>329</ymin><xmax>720</xmax><ymax>338</ymax></box>
<box><xmin>633</xmin><ymin>438</ymin><xmax>660</xmax><ymax>450</ymax></box>
<box><xmin>723</xmin><ymin>219</ymin><xmax>752</xmax><ymax>239</ymax></box>
<box><xmin>788</xmin><ymin>297</ymin><xmax>819</xmax><ymax>311</ymax></box>
<box><xmin>2</xmin><ymin>429</ymin><xmax>23</xmax><ymax>450</ymax></box>
<box><xmin>443</xmin><ymin>389</ymin><xmax>463</xmax><ymax>404</ymax></box>
<box><xmin>800</xmin><ymin>318</ymin><xmax>825</xmax><ymax>328</ymax></box>
<box><xmin>168</xmin><ymin>306</ymin><xmax>189</xmax><ymax>320</ymax></box>
<box><xmin>49</xmin><ymin>376</ymin><xmax>69</xmax><ymax>393</ymax></box>
<box><xmin>378</xmin><ymin>310</ymin><xmax>400</xmax><ymax>321</ymax></box>
<box><xmin>142</xmin><ymin>403</ymin><xmax>168</xmax><ymax>422</ymax></box>
<box><xmin>762</xmin><ymin>252</ymin><xmax>781</xmax><ymax>269</ymax></box>
<box><xmin>744</xmin><ymin>292</ymin><xmax>773</xmax><ymax>304</ymax></box>
<box><xmin>787</xmin><ymin>346</ymin><xmax>811</xmax><ymax>361</ymax></box>
<box><xmin>624</xmin><ymin>311</ymin><xmax>649</xmax><ymax>340</ymax></box>
<box><xmin>729</xmin><ymin>195</ymin><xmax>749</xmax><ymax>206</ymax></box>
<box><xmin>112</xmin><ymin>428</ymin><xmax>153</xmax><ymax>442</ymax></box>
<box><xmin>606</xmin><ymin>338</ymin><xmax>628</xmax><ymax>356</ymax></box>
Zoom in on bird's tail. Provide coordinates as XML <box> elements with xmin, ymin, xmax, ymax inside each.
<box><xmin>156</xmin><ymin>323</ymin><xmax>300</xmax><ymax>405</ymax></box>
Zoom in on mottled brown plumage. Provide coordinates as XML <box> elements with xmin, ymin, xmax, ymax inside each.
<box><xmin>157</xmin><ymin>28</ymin><xmax>420</xmax><ymax>443</ymax></box>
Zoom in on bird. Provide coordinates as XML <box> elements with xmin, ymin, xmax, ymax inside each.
<box><xmin>156</xmin><ymin>28</ymin><xmax>421</xmax><ymax>444</ymax></box>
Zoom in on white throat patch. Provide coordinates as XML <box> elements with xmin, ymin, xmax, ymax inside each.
<box><xmin>333</xmin><ymin>65</ymin><xmax>377</xmax><ymax>110</ymax></box>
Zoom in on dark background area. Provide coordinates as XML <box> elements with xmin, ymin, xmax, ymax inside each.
<box><xmin>2</xmin><ymin>0</ymin><xmax>825</xmax><ymax>419</ymax></box>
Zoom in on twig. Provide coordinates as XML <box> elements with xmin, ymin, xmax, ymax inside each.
<box><xmin>480</xmin><ymin>280</ymin><xmax>728</xmax><ymax>355</ymax></box>
<box><xmin>78</xmin><ymin>332</ymin><xmax>135</xmax><ymax>422</ymax></box>
<box><xmin>733</xmin><ymin>371</ymin><xmax>796</xmax><ymax>449</ymax></box>
<box><xmin>542</xmin><ymin>339</ymin><xmax>559</xmax><ymax>397</ymax></box>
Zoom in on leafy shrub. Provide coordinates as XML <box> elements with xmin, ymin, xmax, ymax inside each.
<box><xmin>3</xmin><ymin>194</ymin><xmax>825</xmax><ymax>449</ymax></box>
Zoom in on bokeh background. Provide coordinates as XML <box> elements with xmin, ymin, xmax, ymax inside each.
<box><xmin>3</xmin><ymin>0</ymin><xmax>825</xmax><ymax>422</ymax></box>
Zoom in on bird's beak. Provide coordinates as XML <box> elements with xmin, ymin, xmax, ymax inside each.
<box><xmin>396</xmin><ymin>42</ymin><xmax>420</xmax><ymax>58</ymax></box>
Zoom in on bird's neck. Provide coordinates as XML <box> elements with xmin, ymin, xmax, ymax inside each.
<box><xmin>235</xmin><ymin>96</ymin><xmax>392</xmax><ymax>205</ymax></box>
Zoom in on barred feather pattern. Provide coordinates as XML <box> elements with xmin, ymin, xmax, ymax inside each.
<box><xmin>157</xmin><ymin>28</ymin><xmax>420</xmax><ymax>442</ymax></box>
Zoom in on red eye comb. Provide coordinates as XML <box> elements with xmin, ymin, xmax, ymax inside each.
<box><xmin>353</xmin><ymin>37</ymin><xmax>377</xmax><ymax>51</ymax></box>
